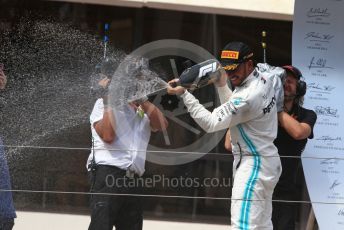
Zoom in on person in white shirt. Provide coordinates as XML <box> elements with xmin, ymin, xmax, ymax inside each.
<box><xmin>87</xmin><ymin>76</ymin><xmax>168</xmax><ymax>230</ymax></box>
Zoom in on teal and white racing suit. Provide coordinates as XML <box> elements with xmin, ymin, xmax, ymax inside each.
<box><xmin>180</xmin><ymin>68</ymin><xmax>282</xmax><ymax>229</ymax></box>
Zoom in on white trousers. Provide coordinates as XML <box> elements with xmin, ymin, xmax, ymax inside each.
<box><xmin>231</xmin><ymin>155</ymin><xmax>281</xmax><ymax>230</ymax></box>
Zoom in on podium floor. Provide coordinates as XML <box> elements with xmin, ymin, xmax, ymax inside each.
<box><xmin>15</xmin><ymin>211</ymin><xmax>229</xmax><ymax>230</ymax></box>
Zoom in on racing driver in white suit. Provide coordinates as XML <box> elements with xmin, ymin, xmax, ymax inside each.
<box><xmin>167</xmin><ymin>42</ymin><xmax>281</xmax><ymax>230</ymax></box>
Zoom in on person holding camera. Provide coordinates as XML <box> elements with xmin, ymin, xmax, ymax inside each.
<box><xmin>87</xmin><ymin>63</ymin><xmax>168</xmax><ymax>230</ymax></box>
<box><xmin>167</xmin><ymin>42</ymin><xmax>282</xmax><ymax>230</ymax></box>
<box><xmin>0</xmin><ymin>65</ymin><xmax>16</xmax><ymax>230</ymax></box>
<box><xmin>272</xmin><ymin>65</ymin><xmax>317</xmax><ymax>230</ymax></box>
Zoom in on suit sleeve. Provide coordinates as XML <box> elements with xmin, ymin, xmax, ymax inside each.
<box><xmin>181</xmin><ymin>90</ymin><xmax>259</xmax><ymax>133</ymax></box>
<box><xmin>216</xmin><ymin>85</ymin><xmax>232</xmax><ymax>104</ymax></box>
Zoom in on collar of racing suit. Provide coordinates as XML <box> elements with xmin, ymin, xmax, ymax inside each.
<box><xmin>237</xmin><ymin>69</ymin><xmax>258</xmax><ymax>88</ymax></box>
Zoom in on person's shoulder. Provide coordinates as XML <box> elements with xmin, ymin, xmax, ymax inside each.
<box><xmin>300</xmin><ymin>107</ymin><xmax>317</xmax><ymax>117</ymax></box>
<box><xmin>94</xmin><ymin>98</ymin><xmax>103</xmax><ymax>107</ymax></box>
<box><xmin>249</xmin><ymin>70</ymin><xmax>274</xmax><ymax>96</ymax></box>
<box><xmin>91</xmin><ymin>98</ymin><xmax>104</xmax><ymax>112</ymax></box>
<box><xmin>299</xmin><ymin>106</ymin><xmax>317</xmax><ymax>125</ymax></box>
<box><xmin>239</xmin><ymin>79</ymin><xmax>259</xmax><ymax>98</ymax></box>
<box><xmin>256</xmin><ymin>63</ymin><xmax>285</xmax><ymax>79</ymax></box>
